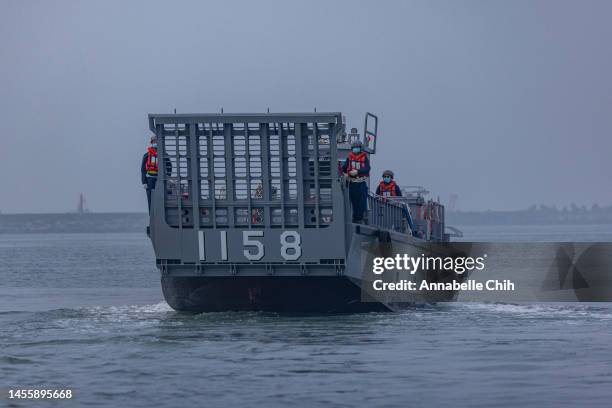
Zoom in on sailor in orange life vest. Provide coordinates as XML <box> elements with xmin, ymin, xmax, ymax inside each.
<box><xmin>141</xmin><ymin>136</ymin><xmax>172</xmax><ymax>213</ymax></box>
<box><xmin>375</xmin><ymin>170</ymin><xmax>417</xmax><ymax>234</ymax></box>
<box><xmin>342</xmin><ymin>140</ymin><xmax>370</xmax><ymax>223</ymax></box>
<box><xmin>376</xmin><ymin>170</ymin><xmax>402</xmax><ymax>198</ymax></box>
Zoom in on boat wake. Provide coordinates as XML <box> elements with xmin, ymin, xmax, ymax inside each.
<box><xmin>448</xmin><ymin>302</ymin><xmax>612</xmax><ymax>320</ymax></box>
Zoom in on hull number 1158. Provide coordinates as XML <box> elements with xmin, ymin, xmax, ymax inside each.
<box><xmin>198</xmin><ymin>231</ymin><xmax>302</xmax><ymax>261</ymax></box>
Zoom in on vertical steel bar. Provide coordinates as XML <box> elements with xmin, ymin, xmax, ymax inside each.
<box><xmin>224</xmin><ymin>123</ymin><xmax>235</xmax><ymax>226</ymax></box>
<box><xmin>209</xmin><ymin>124</ymin><xmax>216</xmax><ymax>228</ymax></box>
<box><xmin>198</xmin><ymin>230</ymin><xmax>205</xmax><ymax>261</ymax></box>
<box><xmin>220</xmin><ymin>230</ymin><xmax>228</xmax><ymax>260</ymax></box>
<box><xmin>245</xmin><ymin>123</ymin><xmax>252</xmax><ymax>228</ymax></box>
<box><xmin>386</xmin><ymin>201</ymin><xmax>389</xmax><ymax>230</ymax></box>
<box><xmin>312</xmin><ymin>123</ymin><xmax>320</xmax><ymax>227</ymax></box>
<box><xmin>189</xmin><ymin>123</ymin><xmax>200</xmax><ymax>230</ymax></box>
<box><xmin>395</xmin><ymin>205</ymin><xmax>398</xmax><ymax>231</ymax></box>
<box><xmin>155</xmin><ymin>123</ymin><xmax>164</xmax><ymax>221</ymax></box>
<box><xmin>294</xmin><ymin>123</ymin><xmax>305</xmax><ymax>229</ymax></box>
<box><xmin>394</xmin><ymin>205</ymin><xmax>397</xmax><ymax>231</ymax></box>
<box><xmin>175</xmin><ymin>121</ymin><xmax>182</xmax><ymax>231</ymax></box>
<box><xmin>260</xmin><ymin>123</ymin><xmax>271</xmax><ymax>228</ymax></box>
<box><xmin>376</xmin><ymin>198</ymin><xmax>379</xmax><ymax>228</ymax></box>
<box><xmin>330</xmin><ymin>120</ymin><xmax>344</xmax><ymax>230</ymax></box>
<box><xmin>277</xmin><ymin>123</ymin><xmax>285</xmax><ymax>228</ymax></box>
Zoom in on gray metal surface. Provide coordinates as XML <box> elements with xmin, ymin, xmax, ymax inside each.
<box><xmin>367</xmin><ymin>193</ymin><xmax>408</xmax><ymax>233</ymax></box>
<box><xmin>148</xmin><ymin>113</ymin><xmax>349</xmax><ymax>276</ymax></box>
<box><xmin>147</xmin><ymin>112</ymin><xmax>447</xmax><ymax>282</ymax></box>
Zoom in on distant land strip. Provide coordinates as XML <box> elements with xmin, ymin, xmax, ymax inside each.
<box><xmin>0</xmin><ymin>213</ymin><xmax>149</xmax><ymax>233</ymax></box>
<box><xmin>447</xmin><ymin>206</ymin><xmax>612</xmax><ymax>226</ymax></box>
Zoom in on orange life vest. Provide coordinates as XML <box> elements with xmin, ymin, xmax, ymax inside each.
<box><xmin>378</xmin><ymin>180</ymin><xmax>398</xmax><ymax>197</ymax></box>
<box><xmin>146</xmin><ymin>146</ymin><xmax>158</xmax><ymax>175</ymax></box>
<box><xmin>346</xmin><ymin>152</ymin><xmax>368</xmax><ymax>174</ymax></box>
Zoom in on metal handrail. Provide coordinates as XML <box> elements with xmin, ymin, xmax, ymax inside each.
<box><xmin>367</xmin><ymin>193</ymin><xmax>410</xmax><ymax>234</ymax></box>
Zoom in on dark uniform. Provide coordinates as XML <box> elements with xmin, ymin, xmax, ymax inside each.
<box><xmin>342</xmin><ymin>145</ymin><xmax>370</xmax><ymax>223</ymax></box>
<box><xmin>141</xmin><ymin>143</ymin><xmax>172</xmax><ymax>213</ymax></box>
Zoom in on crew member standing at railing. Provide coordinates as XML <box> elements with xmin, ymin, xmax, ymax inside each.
<box><xmin>375</xmin><ymin>170</ymin><xmax>417</xmax><ymax>234</ymax></box>
<box><xmin>342</xmin><ymin>140</ymin><xmax>370</xmax><ymax>224</ymax></box>
<box><xmin>376</xmin><ymin>170</ymin><xmax>402</xmax><ymax>198</ymax></box>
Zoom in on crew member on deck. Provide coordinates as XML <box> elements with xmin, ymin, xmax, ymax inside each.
<box><xmin>141</xmin><ymin>136</ymin><xmax>171</xmax><ymax>213</ymax></box>
<box><xmin>376</xmin><ymin>170</ymin><xmax>417</xmax><ymax>234</ymax></box>
<box><xmin>141</xmin><ymin>136</ymin><xmax>159</xmax><ymax>213</ymax></box>
<box><xmin>376</xmin><ymin>170</ymin><xmax>402</xmax><ymax>198</ymax></box>
<box><xmin>342</xmin><ymin>140</ymin><xmax>370</xmax><ymax>224</ymax></box>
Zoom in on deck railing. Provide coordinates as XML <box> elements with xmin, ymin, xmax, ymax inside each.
<box><xmin>367</xmin><ymin>193</ymin><xmax>409</xmax><ymax>234</ymax></box>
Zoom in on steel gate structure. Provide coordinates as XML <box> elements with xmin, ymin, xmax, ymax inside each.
<box><xmin>148</xmin><ymin>113</ymin><xmax>349</xmax><ymax>276</ymax></box>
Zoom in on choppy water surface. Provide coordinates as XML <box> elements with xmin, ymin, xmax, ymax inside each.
<box><xmin>1</xmin><ymin>226</ymin><xmax>612</xmax><ymax>407</ymax></box>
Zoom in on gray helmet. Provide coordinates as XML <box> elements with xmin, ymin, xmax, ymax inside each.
<box><xmin>350</xmin><ymin>140</ymin><xmax>363</xmax><ymax>148</ymax></box>
<box><xmin>150</xmin><ymin>135</ymin><xmax>157</xmax><ymax>143</ymax></box>
<box><xmin>382</xmin><ymin>170</ymin><xmax>394</xmax><ymax>178</ymax></box>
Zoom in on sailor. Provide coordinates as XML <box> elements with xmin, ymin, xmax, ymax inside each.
<box><xmin>376</xmin><ymin>170</ymin><xmax>402</xmax><ymax>198</ymax></box>
<box><xmin>342</xmin><ymin>140</ymin><xmax>370</xmax><ymax>223</ymax></box>
<box><xmin>141</xmin><ymin>136</ymin><xmax>171</xmax><ymax>213</ymax></box>
<box><xmin>376</xmin><ymin>170</ymin><xmax>417</xmax><ymax>234</ymax></box>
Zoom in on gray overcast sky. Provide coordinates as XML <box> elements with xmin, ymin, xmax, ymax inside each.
<box><xmin>1</xmin><ymin>0</ymin><xmax>611</xmax><ymax>213</ymax></box>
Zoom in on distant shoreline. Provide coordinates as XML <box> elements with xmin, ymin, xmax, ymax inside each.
<box><xmin>447</xmin><ymin>208</ymin><xmax>612</xmax><ymax>226</ymax></box>
<box><xmin>0</xmin><ymin>212</ymin><xmax>148</xmax><ymax>234</ymax></box>
<box><xmin>0</xmin><ymin>212</ymin><xmax>147</xmax><ymax>216</ymax></box>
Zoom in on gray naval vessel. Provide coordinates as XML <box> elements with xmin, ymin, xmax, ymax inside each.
<box><xmin>147</xmin><ymin>112</ymin><xmax>467</xmax><ymax>312</ymax></box>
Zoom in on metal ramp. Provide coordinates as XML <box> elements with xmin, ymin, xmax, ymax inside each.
<box><xmin>148</xmin><ymin>113</ymin><xmax>348</xmax><ymax>273</ymax></box>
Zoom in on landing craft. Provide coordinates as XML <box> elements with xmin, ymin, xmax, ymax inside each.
<box><xmin>146</xmin><ymin>112</ymin><xmax>468</xmax><ymax>312</ymax></box>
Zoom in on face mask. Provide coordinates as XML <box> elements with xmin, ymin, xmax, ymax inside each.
<box><xmin>383</xmin><ymin>176</ymin><xmax>391</xmax><ymax>183</ymax></box>
<box><xmin>152</xmin><ymin>143</ymin><xmax>158</xmax><ymax>148</ymax></box>
<box><xmin>352</xmin><ymin>147</ymin><xmax>361</xmax><ymax>154</ymax></box>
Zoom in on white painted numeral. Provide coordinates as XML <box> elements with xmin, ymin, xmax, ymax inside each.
<box><xmin>217</xmin><ymin>230</ymin><xmax>302</xmax><ymax>261</ymax></box>
<box><xmin>243</xmin><ymin>231</ymin><xmax>265</xmax><ymax>261</ymax></box>
<box><xmin>198</xmin><ymin>230</ymin><xmax>205</xmax><ymax>261</ymax></box>
<box><xmin>220</xmin><ymin>230</ymin><xmax>228</xmax><ymax>260</ymax></box>
<box><xmin>280</xmin><ymin>231</ymin><xmax>302</xmax><ymax>261</ymax></box>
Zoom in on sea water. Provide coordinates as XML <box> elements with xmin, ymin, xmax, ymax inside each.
<box><xmin>1</xmin><ymin>221</ymin><xmax>611</xmax><ymax>407</ymax></box>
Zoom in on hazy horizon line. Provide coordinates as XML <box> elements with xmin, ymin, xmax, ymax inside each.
<box><xmin>3</xmin><ymin>204</ymin><xmax>612</xmax><ymax>216</ymax></box>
